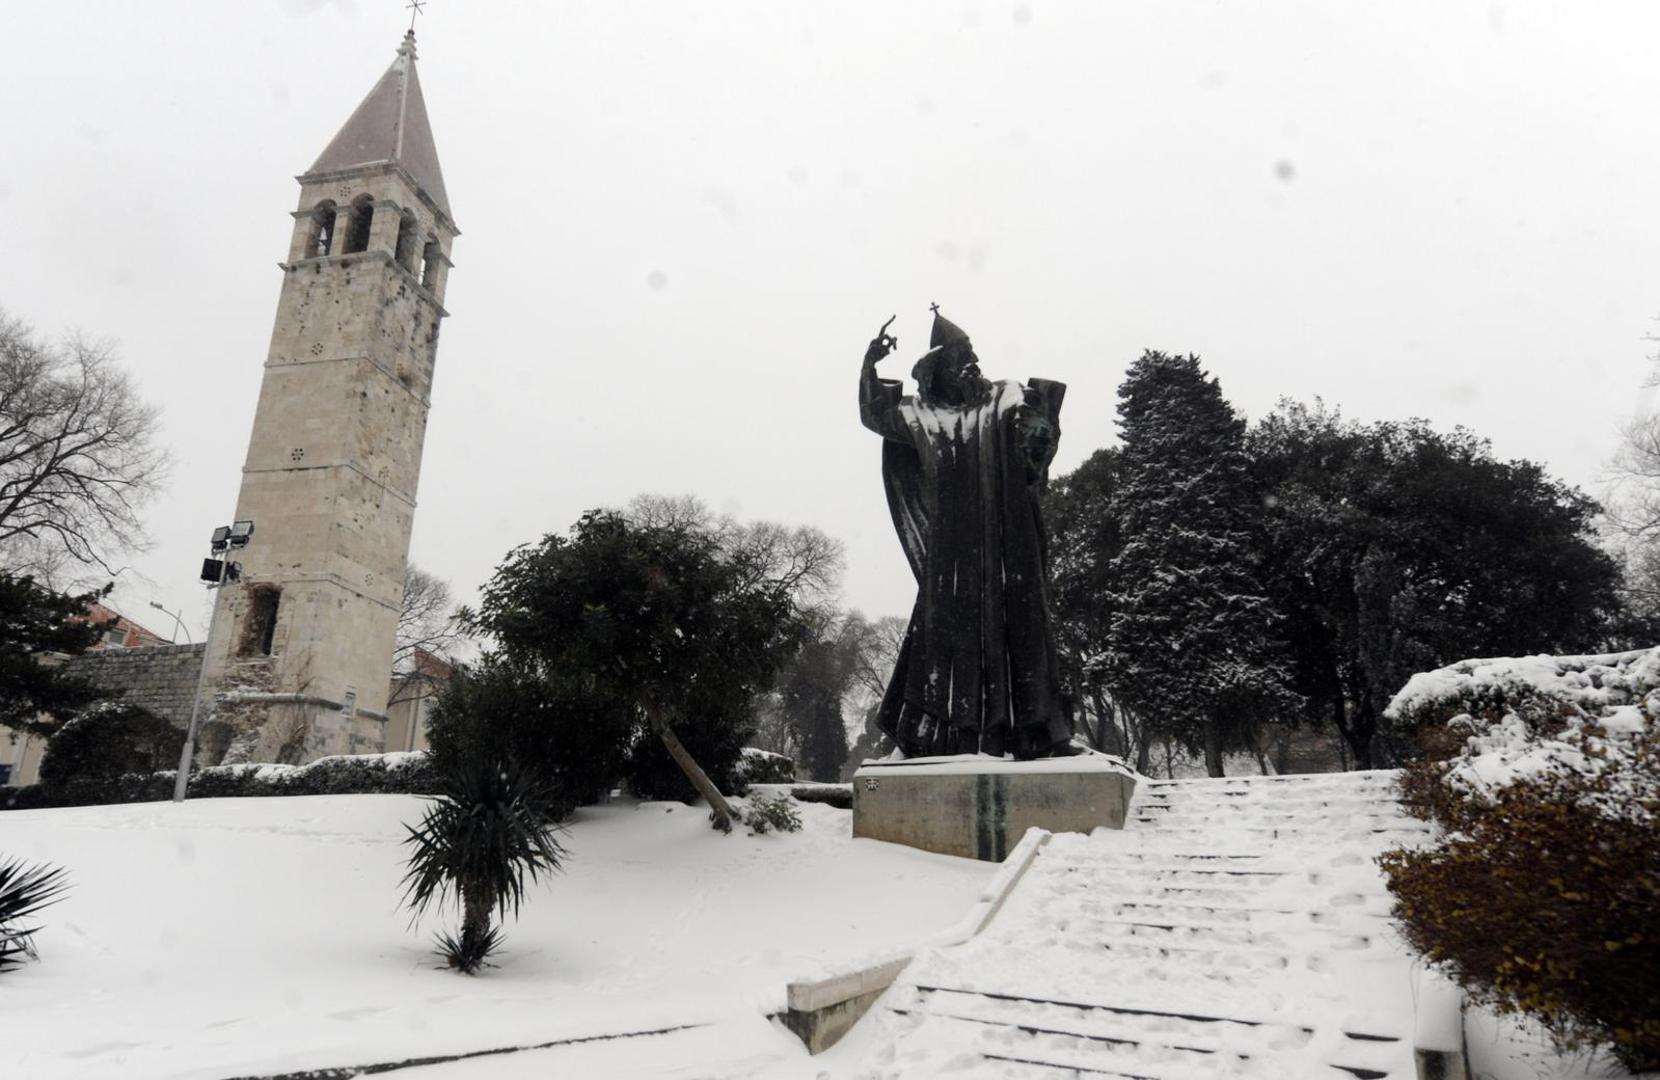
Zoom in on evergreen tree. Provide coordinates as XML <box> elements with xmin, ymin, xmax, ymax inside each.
<box><xmin>1105</xmin><ymin>352</ymin><xmax>1296</xmax><ymax>776</ymax></box>
<box><xmin>1249</xmin><ymin>401</ymin><xmax>1620</xmax><ymax>765</ymax></box>
<box><xmin>1047</xmin><ymin>449</ymin><xmax>1143</xmax><ymax>764</ymax></box>
<box><xmin>425</xmin><ymin>655</ymin><xmax>631</xmax><ymax>815</ymax></box>
<box><xmin>463</xmin><ymin>510</ymin><xmax>806</xmax><ymax>831</ymax></box>
<box><xmin>0</xmin><ymin>575</ymin><xmax>105</xmax><ymax>738</ymax></box>
<box><xmin>773</xmin><ymin>613</ymin><xmax>882</xmax><ymax>782</ymax></box>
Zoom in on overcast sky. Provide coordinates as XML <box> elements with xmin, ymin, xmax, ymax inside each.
<box><xmin>2</xmin><ymin>0</ymin><xmax>1657</xmax><ymax>640</ymax></box>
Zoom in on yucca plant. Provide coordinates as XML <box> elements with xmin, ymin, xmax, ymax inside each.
<box><xmin>0</xmin><ymin>856</ymin><xmax>71</xmax><ymax>972</ymax></box>
<box><xmin>400</xmin><ymin>751</ymin><xmax>566</xmax><ymax>974</ymax></box>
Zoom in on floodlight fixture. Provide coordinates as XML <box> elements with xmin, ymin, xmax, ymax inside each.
<box><xmin>228</xmin><ymin>520</ymin><xmax>255</xmax><ymax>547</ymax></box>
<box><xmin>210</xmin><ymin>525</ymin><xmax>231</xmax><ymax>552</ymax></box>
<box><xmin>201</xmin><ymin>558</ymin><xmax>224</xmax><ymax>583</ymax></box>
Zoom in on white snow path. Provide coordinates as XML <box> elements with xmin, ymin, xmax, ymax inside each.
<box><xmin>0</xmin><ymin>794</ymin><xmax>992</xmax><ymax>1080</ymax></box>
<box><xmin>831</xmin><ymin>770</ymin><xmax>1438</xmax><ymax>1080</ymax></box>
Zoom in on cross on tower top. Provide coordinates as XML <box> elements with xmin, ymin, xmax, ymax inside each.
<box><xmin>406</xmin><ymin>0</ymin><xmax>426</xmax><ymax>32</ymax></box>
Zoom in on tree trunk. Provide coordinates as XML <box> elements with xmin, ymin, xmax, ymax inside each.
<box><xmin>1340</xmin><ymin>698</ymin><xmax>1375</xmax><ymax>770</ymax></box>
<box><xmin>462</xmin><ymin>885</ymin><xmax>492</xmax><ymax>943</ymax></box>
<box><xmin>1204</xmin><ymin>724</ymin><xmax>1225</xmax><ymax>778</ymax></box>
<box><xmin>643</xmin><ymin>698</ymin><xmax>737</xmax><ymax>832</ymax></box>
<box><xmin>452</xmin><ymin>882</ymin><xmax>494</xmax><ymax>972</ymax></box>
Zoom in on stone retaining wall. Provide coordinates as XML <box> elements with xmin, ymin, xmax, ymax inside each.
<box><xmin>64</xmin><ymin>644</ymin><xmax>207</xmax><ymax>727</ymax></box>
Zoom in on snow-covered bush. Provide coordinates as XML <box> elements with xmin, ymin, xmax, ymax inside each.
<box><xmin>194</xmin><ymin>752</ymin><xmax>441</xmax><ymax>798</ymax></box>
<box><xmin>739</xmin><ymin>790</ymin><xmax>802</xmax><ymax>835</ymax></box>
<box><xmin>1386</xmin><ymin>648</ymin><xmax>1658</xmax><ymax>824</ymax></box>
<box><xmin>733</xmin><ymin>747</ymin><xmax>795</xmax><ymax>786</ymax></box>
<box><xmin>5</xmin><ymin>751</ymin><xmax>440</xmax><ymax>810</ymax></box>
<box><xmin>1380</xmin><ymin>648</ymin><xmax>1660</xmax><ymax>1071</ymax></box>
<box><xmin>38</xmin><ymin>701</ymin><xmax>183</xmax><ymax>787</ymax></box>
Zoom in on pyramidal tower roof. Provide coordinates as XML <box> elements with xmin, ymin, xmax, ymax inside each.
<box><xmin>308</xmin><ymin>31</ymin><xmax>451</xmax><ymax>220</ymax></box>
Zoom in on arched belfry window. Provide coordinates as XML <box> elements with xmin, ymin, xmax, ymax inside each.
<box><xmin>308</xmin><ymin>200</ymin><xmax>337</xmax><ymax>258</ymax></box>
<box><xmin>343</xmin><ymin>195</ymin><xmax>374</xmax><ymax>255</ymax></box>
<box><xmin>395</xmin><ymin>210</ymin><xmax>419</xmax><ymax>272</ymax></box>
<box><xmin>421</xmin><ymin>237</ymin><xmax>442</xmax><ymax>289</ymax></box>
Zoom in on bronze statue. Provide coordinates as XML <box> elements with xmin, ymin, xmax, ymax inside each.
<box><xmin>860</xmin><ymin>307</ymin><xmax>1079</xmax><ymax>759</ymax></box>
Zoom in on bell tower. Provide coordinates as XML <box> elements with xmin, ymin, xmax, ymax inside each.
<box><xmin>198</xmin><ymin>31</ymin><xmax>458</xmax><ymax>762</ymax></box>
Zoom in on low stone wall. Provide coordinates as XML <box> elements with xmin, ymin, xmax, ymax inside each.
<box><xmin>64</xmin><ymin>644</ymin><xmax>206</xmax><ymax>726</ymax></box>
<box><xmin>777</xmin><ymin>826</ymin><xmax>1054</xmax><ymax>1053</ymax></box>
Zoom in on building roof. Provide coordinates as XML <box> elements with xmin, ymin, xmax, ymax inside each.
<box><xmin>307</xmin><ymin>31</ymin><xmax>451</xmax><ymax>219</ymax></box>
<box><xmin>77</xmin><ymin>601</ymin><xmax>170</xmax><ymax>649</ymax></box>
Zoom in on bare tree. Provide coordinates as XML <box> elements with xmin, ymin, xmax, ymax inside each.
<box><xmin>0</xmin><ymin>312</ymin><xmax>169</xmax><ymax>574</ymax></box>
<box><xmin>845</xmin><ymin>613</ymin><xmax>907</xmax><ymax>774</ymax></box>
<box><xmin>389</xmin><ymin>564</ymin><xmax>464</xmax><ymax>710</ymax></box>
<box><xmin>1608</xmin><ymin>411</ymin><xmax>1660</xmax><ymax>541</ymax></box>
<box><xmin>623</xmin><ymin>493</ymin><xmax>845</xmax><ymax>615</ymax></box>
<box><xmin>395</xmin><ymin>564</ymin><xmax>462</xmax><ymax>671</ymax></box>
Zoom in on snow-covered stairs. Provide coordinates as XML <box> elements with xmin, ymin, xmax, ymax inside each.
<box><xmin>853</xmin><ymin>770</ymin><xmax>1435</xmax><ymax>1079</ymax></box>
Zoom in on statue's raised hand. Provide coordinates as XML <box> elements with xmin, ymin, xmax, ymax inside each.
<box><xmin>865</xmin><ymin>315</ymin><xmax>898</xmax><ymax>366</ymax></box>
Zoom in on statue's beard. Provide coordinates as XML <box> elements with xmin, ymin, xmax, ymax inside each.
<box><xmin>925</xmin><ymin>370</ymin><xmax>992</xmax><ymax>408</ymax></box>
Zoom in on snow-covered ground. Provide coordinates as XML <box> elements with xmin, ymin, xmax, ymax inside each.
<box><xmin>1</xmin><ymin>793</ymin><xmax>991</xmax><ymax>1080</ymax></box>
<box><xmin>3</xmin><ymin>780</ymin><xmax>1634</xmax><ymax>1079</ymax></box>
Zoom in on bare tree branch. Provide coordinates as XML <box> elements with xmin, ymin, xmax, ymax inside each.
<box><xmin>0</xmin><ymin>312</ymin><xmax>169</xmax><ymax>574</ymax></box>
<box><xmin>622</xmin><ymin>493</ymin><xmax>846</xmax><ymax>616</ymax></box>
<box><xmin>395</xmin><ymin>563</ymin><xmax>463</xmax><ymax>672</ymax></box>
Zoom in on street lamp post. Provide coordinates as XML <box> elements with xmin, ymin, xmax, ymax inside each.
<box><xmin>172</xmin><ymin>520</ymin><xmax>254</xmax><ymax>803</ymax></box>
<box><xmin>148</xmin><ymin>601</ymin><xmax>189</xmax><ymax>644</ymax></box>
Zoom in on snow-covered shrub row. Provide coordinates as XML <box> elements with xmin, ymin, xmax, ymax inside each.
<box><xmin>3</xmin><ymin>751</ymin><xmax>440</xmax><ymax>811</ymax></box>
<box><xmin>732</xmin><ymin>747</ymin><xmax>795</xmax><ymax>785</ymax></box>
<box><xmin>1385</xmin><ymin>647</ymin><xmax>1659</xmax><ymax>818</ymax></box>
<box><xmin>1381</xmin><ymin>648</ymin><xmax>1660</xmax><ymax>1071</ymax></box>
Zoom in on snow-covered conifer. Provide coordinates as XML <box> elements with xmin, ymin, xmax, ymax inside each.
<box><xmin>1105</xmin><ymin>351</ymin><xmax>1296</xmax><ymax>775</ymax></box>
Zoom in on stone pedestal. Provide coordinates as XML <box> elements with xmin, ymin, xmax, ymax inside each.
<box><xmin>852</xmin><ymin>755</ymin><xmax>1136</xmax><ymax>861</ymax></box>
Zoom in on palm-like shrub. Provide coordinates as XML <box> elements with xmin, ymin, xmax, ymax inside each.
<box><xmin>400</xmin><ymin>752</ymin><xmax>566</xmax><ymax>974</ymax></box>
<box><xmin>0</xmin><ymin>856</ymin><xmax>71</xmax><ymax>972</ymax></box>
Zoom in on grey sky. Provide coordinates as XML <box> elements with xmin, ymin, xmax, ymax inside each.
<box><xmin>2</xmin><ymin>1</ymin><xmax>1655</xmax><ymax>639</ymax></box>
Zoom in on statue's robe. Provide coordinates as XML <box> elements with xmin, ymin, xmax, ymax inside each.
<box><xmin>860</xmin><ymin>367</ymin><xmax>1073</xmax><ymax>757</ymax></box>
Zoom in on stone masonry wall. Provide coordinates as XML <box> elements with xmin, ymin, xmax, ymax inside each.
<box><xmin>64</xmin><ymin>644</ymin><xmax>207</xmax><ymax>727</ymax></box>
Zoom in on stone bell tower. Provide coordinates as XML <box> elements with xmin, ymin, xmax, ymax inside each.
<box><xmin>197</xmin><ymin>31</ymin><xmax>458</xmax><ymax>762</ymax></box>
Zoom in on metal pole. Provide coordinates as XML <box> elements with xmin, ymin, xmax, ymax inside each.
<box><xmin>172</xmin><ymin>562</ymin><xmax>227</xmax><ymax>803</ymax></box>
<box><xmin>150</xmin><ymin>601</ymin><xmax>190</xmax><ymax>644</ymax></box>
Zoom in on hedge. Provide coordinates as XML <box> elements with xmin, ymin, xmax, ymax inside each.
<box><xmin>1381</xmin><ymin>649</ymin><xmax>1660</xmax><ymax>1072</ymax></box>
<box><xmin>3</xmin><ymin>752</ymin><xmax>440</xmax><ymax>811</ymax></box>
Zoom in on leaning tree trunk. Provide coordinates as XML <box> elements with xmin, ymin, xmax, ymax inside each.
<box><xmin>642</xmin><ymin>699</ymin><xmax>737</xmax><ymax>833</ymax></box>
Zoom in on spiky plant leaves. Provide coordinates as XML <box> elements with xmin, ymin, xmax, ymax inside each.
<box><xmin>435</xmin><ymin>923</ymin><xmax>503</xmax><ymax>975</ymax></box>
<box><xmin>400</xmin><ymin>752</ymin><xmax>565</xmax><ymax>973</ymax></box>
<box><xmin>0</xmin><ymin>856</ymin><xmax>71</xmax><ymax>973</ymax></box>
